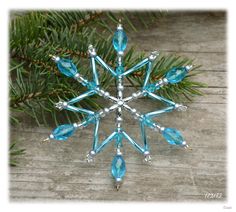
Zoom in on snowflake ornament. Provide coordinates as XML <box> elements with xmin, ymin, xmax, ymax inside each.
<box><xmin>45</xmin><ymin>22</ymin><xmax>192</xmax><ymax>190</ymax></box>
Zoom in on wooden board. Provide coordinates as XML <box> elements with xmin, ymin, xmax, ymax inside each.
<box><xmin>10</xmin><ymin>11</ymin><xmax>227</xmax><ymax>202</ymax></box>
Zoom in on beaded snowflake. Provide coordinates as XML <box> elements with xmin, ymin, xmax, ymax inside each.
<box><xmin>44</xmin><ymin>23</ymin><xmax>192</xmax><ymax>190</ymax></box>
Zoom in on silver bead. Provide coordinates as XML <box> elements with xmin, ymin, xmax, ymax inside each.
<box><xmin>162</xmin><ymin>78</ymin><xmax>168</xmax><ymax>85</ymax></box>
<box><xmin>160</xmin><ymin>127</ymin><xmax>165</xmax><ymax>132</ymax></box>
<box><xmin>116</xmin><ymin>148</ymin><xmax>122</xmax><ymax>155</ymax></box>
<box><xmin>73</xmin><ymin>123</ymin><xmax>78</xmax><ymax>128</ymax></box>
<box><xmin>117</xmin><ymin>100</ymin><xmax>124</xmax><ymax>106</ymax></box>
<box><xmin>104</xmin><ymin>92</ymin><xmax>110</xmax><ymax>99</ymax></box>
<box><xmin>131</xmin><ymin>108</ymin><xmax>137</xmax><ymax>114</ymax></box>
<box><xmin>104</xmin><ymin>108</ymin><xmax>110</xmax><ymax>114</ymax></box>
<box><xmin>148</xmin><ymin>51</ymin><xmax>159</xmax><ymax>61</ymax></box>
<box><xmin>118</xmin><ymin>51</ymin><xmax>124</xmax><ymax>57</ymax></box>
<box><xmin>116</xmin><ymin>116</ymin><xmax>123</xmax><ymax>124</ymax></box>
<box><xmin>74</xmin><ymin>73</ymin><xmax>79</xmax><ymax>78</ymax></box>
<box><xmin>51</xmin><ymin>55</ymin><xmax>60</xmax><ymax>62</ymax></box>
<box><xmin>88</xmin><ymin>45</ymin><xmax>97</xmax><ymax>57</ymax></box>
<box><xmin>117</xmin><ymin>23</ymin><xmax>123</xmax><ymax>30</ymax></box>
<box><xmin>132</xmin><ymin>92</ymin><xmax>138</xmax><ymax>99</ymax></box>
<box><xmin>143</xmin><ymin>151</ymin><xmax>152</xmax><ymax>163</ymax></box>
<box><xmin>185</xmin><ymin>65</ymin><xmax>193</xmax><ymax>71</ymax></box>
<box><xmin>86</xmin><ymin>150</ymin><xmax>96</xmax><ymax>163</ymax></box>
<box><xmin>63</xmin><ymin>102</ymin><xmax>68</xmax><ymax>107</ymax></box>
<box><xmin>55</xmin><ymin>101</ymin><xmax>66</xmax><ymax>110</ymax></box>
<box><xmin>49</xmin><ymin>134</ymin><xmax>54</xmax><ymax>139</ymax></box>
<box><xmin>117</xmin><ymin>84</ymin><xmax>124</xmax><ymax>91</ymax></box>
<box><xmin>175</xmin><ymin>104</ymin><xmax>188</xmax><ymax>111</ymax></box>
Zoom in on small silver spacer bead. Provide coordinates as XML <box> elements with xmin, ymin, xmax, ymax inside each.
<box><xmin>185</xmin><ymin>65</ymin><xmax>193</xmax><ymax>71</ymax></box>
<box><xmin>88</xmin><ymin>45</ymin><xmax>97</xmax><ymax>57</ymax></box>
<box><xmin>160</xmin><ymin>127</ymin><xmax>165</xmax><ymax>132</ymax></box>
<box><xmin>116</xmin><ymin>148</ymin><xmax>122</xmax><ymax>155</ymax></box>
<box><xmin>49</xmin><ymin>134</ymin><xmax>54</xmax><ymax>139</ymax></box>
<box><xmin>116</xmin><ymin>117</ymin><xmax>123</xmax><ymax>123</ymax></box>
<box><xmin>132</xmin><ymin>92</ymin><xmax>138</xmax><ymax>99</ymax></box>
<box><xmin>86</xmin><ymin>150</ymin><xmax>96</xmax><ymax>163</ymax></box>
<box><xmin>89</xmin><ymin>150</ymin><xmax>96</xmax><ymax>156</ymax></box>
<box><xmin>103</xmin><ymin>92</ymin><xmax>110</xmax><ymax>99</ymax></box>
<box><xmin>51</xmin><ymin>55</ymin><xmax>60</xmax><ymax>62</ymax></box>
<box><xmin>118</xmin><ymin>84</ymin><xmax>124</xmax><ymax>91</ymax></box>
<box><xmin>104</xmin><ymin>108</ymin><xmax>110</xmax><ymax>114</ymax></box>
<box><xmin>117</xmin><ymin>100</ymin><xmax>124</xmax><ymax>106</ymax></box>
<box><xmin>148</xmin><ymin>51</ymin><xmax>159</xmax><ymax>61</ymax></box>
<box><xmin>162</xmin><ymin>78</ymin><xmax>168</xmax><ymax>85</ymax></box>
<box><xmin>175</xmin><ymin>104</ymin><xmax>188</xmax><ymax>111</ymax></box>
<box><xmin>55</xmin><ymin>101</ymin><xmax>65</xmax><ymax>110</ymax></box>
<box><xmin>62</xmin><ymin>102</ymin><xmax>68</xmax><ymax>107</ymax></box>
<box><xmin>73</xmin><ymin>123</ymin><xmax>78</xmax><ymax>128</ymax></box>
<box><xmin>74</xmin><ymin>73</ymin><xmax>80</xmax><ymax>79</ymax></box>
<box><xmin>143</xmin><ymin>151</ymin><xmax>152</xmax><ymax>163</ymax></box>
<box><xmin>118</xmin><ymin>51</ymin><xmax>124</xmax><ymax>57</ymax></box>
<box><xmin>131</xmin><ymin>108</ymin><xmax>137</xmax><ymax>114</ymax></box>
<box><xmin>117</xmin><ymin>23</ymin><xmax>123</xmax><ymax>30</ymax></box>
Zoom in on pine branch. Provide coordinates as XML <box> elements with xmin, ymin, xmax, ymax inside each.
<box><xmin>9</xmin><ymin>142</ymin><xmax>26</xmax><ymax>166</ymax></box>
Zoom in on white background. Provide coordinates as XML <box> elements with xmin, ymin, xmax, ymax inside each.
<box><xmin>0</xmin><ymin>1</ymin><xmax>235</xmax><ymax>211</ymax></box>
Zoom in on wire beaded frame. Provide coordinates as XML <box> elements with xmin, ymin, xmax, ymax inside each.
<box><xmin>44</xmin><ymin>22</ymin><xmax>192</xmax><ymax>190</ymax></box>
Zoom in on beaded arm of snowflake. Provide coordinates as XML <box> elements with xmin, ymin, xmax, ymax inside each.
<box><xmin>44</xmin><ymin>23</ymin><xmax>192</xmax><ymax>190</ymax></box>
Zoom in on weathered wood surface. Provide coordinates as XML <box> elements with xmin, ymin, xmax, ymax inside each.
<box><xmin>10</xmin><ymin>12</ymin><xmax>226</xmax><ymax>201</ymax></box>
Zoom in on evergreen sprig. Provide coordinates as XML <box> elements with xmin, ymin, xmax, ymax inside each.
<box><xmin>9</xmin><ymin>142</ymin><xmax>26</xmax><ymax>166</ymax></box>
<box><xmin>9</xmin><ymin>11</ymin><xmax>206</xmax><ymax>126</ymax></box>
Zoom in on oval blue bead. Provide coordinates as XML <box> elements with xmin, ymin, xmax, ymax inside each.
<box><xmin>56</xmin><ymin>58</ymin><xmax>78</xmax><ymax>77</ymax></box>
<box><xmin>166</xmin><ymin>67</ymin><xmax>188</xmax><ymax>84</ymax></box>
<box><xmin>162</xmin><ymin>128</ymin><xmax>184</xmax><ymax>145</ymax></box>
<box><xmin>112</xmin><ymin>29</ymin><xmax>128</xmax><ymax>52</ymax></box>
<box><xmin>52</xmin><ymin>124</ymin><xmax>75</xmax><ymax>141</ymax></box>
<box><xmin>111</xmin><ymin>155</ymin><xmax>126</xmax><ymax>180</ymax></box>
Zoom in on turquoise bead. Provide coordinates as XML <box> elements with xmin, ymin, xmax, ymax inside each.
<box><xmin>166</xmin><ymin>67</ymin><xmax>188</xmax><ymax>84</ymax></box>
<box><xmin>52</xmin><ymin>124</ymin><xmax>75</xmax><ymax>141</ymax></box>
<box><xmin>144</xmin><ymin>83</ymin><xmax>157</xmax><ymax>92</ymax></box>
<box><xmin>111</xmin><ymin>155</ymin><xmax>126</xmax><ymax>180</ymax></box>
<box><xmin>162</xmin><ymin>128</ymin><xmax>184</xmax><ymax>145</ymax></box>
<box><xmin>116</xmin><ymin>66</ymin><xmax>124</xmax><ymax>75</ymax></box>
<box><xmin>56</xmin><ymin>58</ymin><xmax>78</xmax><ymax>77</ymax></box>
<box><xmin>112</xmin><ymin>29</ymin><xmax>128</xmax><ymax>52</ymax></box>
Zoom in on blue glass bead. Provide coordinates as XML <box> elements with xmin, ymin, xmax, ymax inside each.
<box><xmin>116</xmin><ymin>66</ymin><xmax>124</xmax><ymax>75</ymax></box>
<box><xmin>112</xmin><ymin>29</ymin><xmax>128</xmax><ymax>52</ymax></box>
<box><xmin>111</xmin><ymin>155</ymin><xmax>126</xmax><ymax>180</ymax></box>
<box><xmin>166</xmin><ymin>67</ymin><xmax>188</xmax><ymax>84</ymax></box>
<box><xmin>52</xmin><ymin>124</ymin><xmax>75</xmax><ymax>141</ymax></box>
<box><xmin>144</xmin><ymin>83</ymin><xmax>157</xmax><ymax>92</ymax></box>
<box><xmin>56</xmin><ymin>58</ymin><xmax>78</xmax><ymax>77</ymax></box>
<box><xmin>162</xmin><ymin>128</ymin><xmax>184</xmax><ymax>145</ymax></box>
